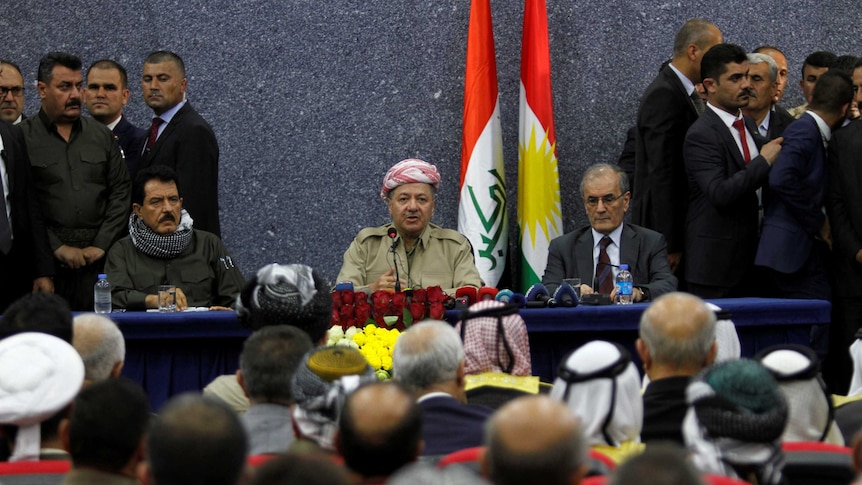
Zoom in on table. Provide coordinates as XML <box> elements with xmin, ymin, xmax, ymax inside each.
<box><xmin>111</xmin><ymin>298</ymin><xmax>830</xmax><ymax>410</ymax></box>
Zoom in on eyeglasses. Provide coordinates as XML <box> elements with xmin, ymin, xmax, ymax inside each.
<box><xmin>585</xmin><ymin>193</ymin><xmax>624</xmax><ymax>207</ymax></box>
<box><xmin>0</xmin><ymin>86</ymin><xmax>24</xmax><ymax>97</ymax></box>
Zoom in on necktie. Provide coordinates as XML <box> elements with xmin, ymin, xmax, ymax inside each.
<box><xmin>690</xmin><ymin>90</ymin><xmax>705</xmax><ymax>115</ymax></box>
<box><xmin>732</xmin><ymin>118</ymin><xmax>751</xmax><ymax>164</ymax></box>
<box><xmin>146</xmin><ymin>118</ymin><xmax>164</xmax><ymax>151</ymax></box>
<box><xmin>595</xmin><ymin>236</ymin><xmax>613</xmax><ymax>295</ymax></box>
<box><xmin>0</xmin><ymin>151</ymin><xmax>12</xmax><ymax>255</ymax></box>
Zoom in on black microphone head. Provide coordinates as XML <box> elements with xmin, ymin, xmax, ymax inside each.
<box><xmin>388</xmin><ymin>227</ymin><xmax>397</xmax><ymax>239</ymax></box>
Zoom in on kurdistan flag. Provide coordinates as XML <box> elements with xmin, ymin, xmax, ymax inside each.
<box><xmin>458</xmin><ymin>0</ymin><xmax>507</xmax><ymax>288</ymax></box>
<box><xmin>518</xmin><ymin>0</ymin><xmax>562</xmax><ymax>292</ymax></box>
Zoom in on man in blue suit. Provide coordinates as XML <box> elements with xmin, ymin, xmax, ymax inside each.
<box><xmin>392</xmin><ymin>320</ymin><xmax>493</xmax><ymax>457</ymax></box>
<box><xmin>755</xmin><ymin>70</ymin><xmax>853</xmax><ymax>300</ymax></box>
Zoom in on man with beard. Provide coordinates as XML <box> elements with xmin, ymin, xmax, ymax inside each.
<box><xmin>683</xmin><ymin>43</ymin><xmax>783</xmax><ymax>298</ymax></box>
<box><xmin>20</xmin><ymin>52</ymin><xmax>130</xmax><ymax>311</ymax></box>
<box><xmin>742</xmin><ymin>53</ymin><xmax>794</xmax><ymax>140</ymax></box>
<box><xmin>104</xmin><ymin>165</ymin><xmax>243</xmax><ymax>310</ymax></box>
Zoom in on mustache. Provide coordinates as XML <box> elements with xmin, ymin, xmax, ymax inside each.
<box><xmin>159</xmin><ymin>213</ymin><xmax>176</xmax><ymax>223</ymax></box>
<box><xmin>745</xmin><ymin>88</ymin><xmax>757</xmax><ymax>98</ymax></box>
<box><xmin>65</xmin><ymin>100</ymin><xmax>81</xmax><ymax>108</ymax></box>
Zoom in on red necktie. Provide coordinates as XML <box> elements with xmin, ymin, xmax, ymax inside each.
<box><xmin>732</xmin><ymin>118</ymin><xmax>751</xmax><ymax>164</ymax></box>
<box><xmin>146</xmin><ymin>118</ymin><xmax>164</xmax><ymax>150</ymax></box>
<box><xmin>596</xmin><ymin>236</ymin><xmax>613</xmax><ymax>295</ymax></box>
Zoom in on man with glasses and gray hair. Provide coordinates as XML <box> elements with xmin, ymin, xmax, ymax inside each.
<box><xmin>542</xmin><ymin>163</ymin><xmax>677</xmax><ymax>302</ymax></box>
<box><xmin>0</xmin><ymin>60</ymin><xmax>26</xmax><ymax>124</ymax></box>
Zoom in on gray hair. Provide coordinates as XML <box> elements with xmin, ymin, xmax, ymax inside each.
<box><xmin>747</xmin><ymin>52</ymin><xmax>778</xmax><ymax>83</ymax></box>
<box><xmin>392</xmin><ymin>320</ymin><xmax>464</xmax><ymax>394</ymax></box>
<box><xmin>639</xmin><ymin>293</ymin><xmax>716</xmax><ymax>368</ymax></box>
<box><xmin>240</xmin><ymin>325</ymin><xmax>313</xmax><ymax>403</ymax></box>
<box><xmin>579</xmin><ymin>163</ymin><xmax>630</xmax><ymax>198</ymax></box>
<box><xmin>72</xmin><ymin>313</ymin><xmax>125</xmax><ymax>382</ymax></box>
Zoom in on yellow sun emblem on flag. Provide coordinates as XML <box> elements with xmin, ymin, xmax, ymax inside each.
<box><xmin>518</xmin><ymin>124</ymin><xmax>561</xmax><ymax>247</ymax></box>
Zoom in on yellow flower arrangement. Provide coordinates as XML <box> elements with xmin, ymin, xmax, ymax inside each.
<box><xmin>327</xmin><ymin>324</ymin><xmax>401</xmax><ymax>380</ymax></box>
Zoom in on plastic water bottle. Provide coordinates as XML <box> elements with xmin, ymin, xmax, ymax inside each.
<box><xmin>615</xmin><ymin>264</ymin><xmax>633</xmax><ymax>305</ymax></box>
<box><xmin>94</xmin><ymin>273</ymin><xmax>112</xmax><ymax>314</ymax></box>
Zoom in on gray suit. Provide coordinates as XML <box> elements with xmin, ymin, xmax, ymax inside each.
<box><xmin>542</xmin><ymin>223</ymin><xmax>677</xmax><ymax>300</ymax></box>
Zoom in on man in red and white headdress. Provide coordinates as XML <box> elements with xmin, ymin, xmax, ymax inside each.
<box><xmin>337</xmin><ymin>158</ymin><xmax>482</xmax><ymax>295</ymax></box>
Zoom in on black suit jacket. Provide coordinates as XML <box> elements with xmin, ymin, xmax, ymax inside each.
<box><xmin>767</xmin><ymin>106</ymin><xmax>795</xmax><ymax>140</ymax></box>
<box><xmin>683</xmin><ymin>107</ymin><xmax>771</xmax><ymax>288</ymax></box>
<box><xmin>632</xmin><ymin>65</ymin><xmax>701</xmax><ymax>254</ymax></box>
<box><xmin>139</xmin><ymin>103</ymin><xmax>220</xmax><ymax>236</ymax></box>
<box><xmin>0</xmin><ymin>121</ymin><xmax>54</xmax><ymax>310</ymax></box>
<box><xmin>827</xmin><ymin>120</ymin><xmax>862</xmax><ymax>298</ymax></box>
<box><xmin>113</xmin><ymin>115</ymin><xmax>146</xmax><ymax>179</ymax></box>
<box><xmin>418</xmin><ymin>395</ymin><xmax>493</xmax><ymax>457</ymax></box>
<box><xmin>542</xmin><ymin>223</ymin><xmax>677</xmax><ymax>299</ymax></box>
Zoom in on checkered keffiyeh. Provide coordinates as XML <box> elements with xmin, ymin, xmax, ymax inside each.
<box><xmin>128</xmin><ymin>210</ymin><xmax>193</xmax><ymax>259</ymax></box>
<box><xmin>455</xmin><ymin>300</ymin><xmax>531</xmax><ymax>376</ymax></box>
<box><xmin>379</xmin><ymin>158</ymin><xmax>441</xmax><ymax>199</ymax></box>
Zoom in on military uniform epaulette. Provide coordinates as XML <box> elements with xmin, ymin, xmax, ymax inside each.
<box><xmin>354</xmin><ymin>224</ymin><xmax>393</xmax><ymax>243</ymax></box>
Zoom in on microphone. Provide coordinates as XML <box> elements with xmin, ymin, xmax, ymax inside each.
<box><xmin>388</xmin><ymin>228</ymin><xmax>401</xmax><ymax>292</ymax></box>
<box><xmin>582</xmin><ymin>261</ymin><xmax>620</xmax><ymax>305</ymax></box>
<box><xmin>455</xmin><ymin>287</ymin><xmax>479</xmax><ymax>306</ymax></box>
<box><xmin>510</xmin><ymin>292</ymin><xmax>527</xmax><ymax>308</ymax></box>
<box><xmin>478</xmin><ymin>287</ymin><xmax>499</xmax><ymax>301</ymax></box>
<box><xmin>495</xmin><ymin>289</ymin><xmax>514</xmax><ymax>303</ymax></box>
<box><xmin>525</xmin><ymin>283</ymin><xmax>551</xmax><ymax>308</ymax></box>
<box><xmin>550</xmin><ymin>282</ymin><xmax>578</xmax><ymax>307</ymax></box>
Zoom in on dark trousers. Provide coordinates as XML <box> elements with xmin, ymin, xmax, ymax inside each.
<box><xmin>53</xmin><ymin>259</ymin><xmax>104</xmax><ymax>312</ymax></box>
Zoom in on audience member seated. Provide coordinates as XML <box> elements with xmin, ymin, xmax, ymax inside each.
<box><xmin>336</xmin><ymin>381</ymin><xmax>423</xmax><ymax>484</ymax></box>
<box><xmin>0</xmin><ymin>293</ymin><xmax>73</xmax><ymax>342</ymax></box>
<box><xmin>756</xmin><ymin>344</ymin><xmax>844</xmax><ymax>445</ymax></box>
<box><xmin>290</xmin><ymin>346</ymin><xmax>377</xmax><ymax>453</ymax></box>
<box><xmin>392</xmin><ymin>320</ymin><xmax>494</xmax><ymax>456</ymax></box>
<box><xmin>237</xmin><ymin>325</ymin><xmax>313</xmax><ymax>455</ymax></box>
<box><xmin>0</xmin><ymin>333</ymin><xmax>84</xmax><ymax>462</ymax></box>
<box><xmin>455</xmin><ymin>300</ymin><xmax>537</xmax><ymax>409</ymax></box>
<box><xmin>204</xmin><ymin>263</ymin><xmax>332</xmax><ymax>414</ymax></box>
<box><xmin>71</xmin><ymin>313</ymin><xmax>125</xmax><ymax>385</ymax></box>
<box><xmin>550</xmin><ymin>340</ymin><xmax>644</xmax><ymax>464</ymax></box>
<box><xmin>59</xmin><ymin>378</ymin><xmax>150</xmax><ymax>484</ymax></box>
<box><xmin>104</xmin><ymin>165</ymin><xmax>244</xmax><ymax>310</ymax></box>
<box><xmin>542</xmin><ymin>163</ymin><xmax>677</xmax><ymax>301</ymax></box>
<box><xmin>683</xmin><ymin>359</ymin><xmax>788</xmax><ymax>485</ymax></box>
<box><xmin>606</xmin><ymin>442</ymin><xmax>705</xmax><ymax>485</ymax></box>
<box><xmin>835</xmin><ymin>333</ymin><xmax>862</xmax><ymax>444</ymax></box>
<box><xmin>482</xmin><ymin>395</ymin><xmax>589</xmax><ymax>485</ymax></box>
<box><xmin>638</xmin><ymin>292</ymin><xmax>717</xmax><ymax>445</ymax></box>
<box><xmin>138</xmin><ymin>394</ymin><xmax>247</xmax><ymax>485</ymax></box>
<box><xmin>249</xmin><ymin>453</ymin><xmax>350</xmax><ymax>485</ymax></box>
<box><xmin>388</xmin><ymin>461</ymin><xmax>491</xmax><ymax>484</ymax></box>
<box><xmin>336</xmin><ymin>158</ymin><xmax>483</xmax><ymax>294</ymax></box>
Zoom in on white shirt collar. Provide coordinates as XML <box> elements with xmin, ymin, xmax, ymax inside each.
<box><xmin>804</xmin><ymin>111</ymin><xmax>832</xmax><ymax>148</ymax></box>
<box><xmin>591</xmin><ymin>223</ymin><xmax>623</xmax><ymax>251</ymax></box>
<box><xmin>668</xmin><ymin>62</ymin><xmax>697</xmax><ymax>97</ymax></box>
<box><xmin>707</xmin><ymin>102</ymin><xmax>743</xmax><ymax>128</ymax></box>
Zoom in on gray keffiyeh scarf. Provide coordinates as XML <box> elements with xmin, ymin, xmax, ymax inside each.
<box><xmin>128</xmin><ymin>210</ymin><xmax>194</xmax><ymax>259</ymax></box>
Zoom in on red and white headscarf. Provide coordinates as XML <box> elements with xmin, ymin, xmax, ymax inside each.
<box><xmin>380</xmin><ymin>158</ymin><xmax>441</xmax><ymax>199</ymax></box>
<box><xmin>455</xmin><ymin>300</ymin><xmax>532</xmax><ymax>376</ymax></box>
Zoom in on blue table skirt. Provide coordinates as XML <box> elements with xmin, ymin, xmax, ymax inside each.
<box><xmin>110</xmin><ymin>298</ymin><xmax>830</xmax><ymax>410</ymax></box>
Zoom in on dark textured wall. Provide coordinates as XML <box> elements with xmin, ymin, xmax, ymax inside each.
<box><xmin>5</xmin><ymin>1</ymin><xmax>861</xmax><ymax>287</ymax></box>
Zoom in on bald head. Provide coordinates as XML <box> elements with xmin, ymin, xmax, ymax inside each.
<box><xmin>484</xmin><ymin>395</ymin><xmax>587</xmax><ymax>485</ymax></box>
<box><xmin>338</xmin><ymin>382</ymin><xmax>422</xmax><ymax>478</ymax></box>
<box><xmin>638</xmin><ymin>292</ymin><xmax>716</xmax><ymax>377</ymax></box>
<box><xmin>72</xmin><ymin>313</ymin><xmax>125</xmax><ymax>382</ymax></box>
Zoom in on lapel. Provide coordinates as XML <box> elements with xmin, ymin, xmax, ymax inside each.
<box><xmin>574</xmin><ymin>228</ymin><xmax>595</xmax><ymax>283</ymax></box>
<box><xmin>705</xmin><ymin>108</ymin><xmax>747</xmax><ymax>170</ymax></box>
<box><xmin>0</xmin><ymin>123</ymin><xmax>14</xmax><ymax>194</ymax></box>
<box><xmin>619</xmin><ymin>224</ymin><xmax>639</xmax><ymax>268</ymax></box>
<box><xmin>661</xmin><ymin>66</ymin><xmax>699</xmax><ymax>116</ymax></box>
<box><xmin>146</xmin><ymin>103</ymin><xmax>189</xmax><ymax>159</ymax></box>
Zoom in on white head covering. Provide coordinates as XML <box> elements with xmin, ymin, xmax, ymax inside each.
<box><xmin>0</xmin><ymin>332</ymin><xmax>84</xmax><ymax>461</ymax></box>
<box><xmin>705</xmin><ymin>302</ymin><xmax>740</xmax><ymax>363</ymax></box>
<box><xmin>848</xmin><ymin>339</ymin><xmax>862</xmax><ymax>396</ymax></box>
<box><xmin>758</xmin><ymin>347</ymin><xmax>843</xmax><ymax>445</ymax></box>
<box><xmin>549</xmin><ymin>340</ymin><xmax>642</xmax><ymax>447</ymax></box>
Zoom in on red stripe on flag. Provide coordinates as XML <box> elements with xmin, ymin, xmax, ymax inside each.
<box><xmin>520</xmin><ymin>0</ymin><xmax>555</xmax><ymax>146</ymax></box>
<box><xmin>460</xmin><ymin>0</ymin><xmax>499</xmax><ymax>191</ymax></box>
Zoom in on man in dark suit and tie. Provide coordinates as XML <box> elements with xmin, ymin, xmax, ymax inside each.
<box><xmin>542</xmin><ymin>164</ymin><xmax>677</xmax><ymax>302</ymax></box>
<box><xmin>85</xmin><ymin>59</ymin><xmax>147</xmax><ymax>179</ymax></box>
<box><xmin>632</xmin><ymin>19</ymin><xmax>722</xmax><ymax>276</ymax></box>
<box><xmin>138</xmin><ymin>51</ymin><xmax>220</xmax><ymax>237</ymax></box>
<box><xmin>825</xmin><ymin>72</ymin><xmax>862</xmax><ymax>392</ymax></box>
<box><xmin>0</xmin><ymin>119</ymin><xmax>54</xmax><ymax>312</ymax></box>
<box><xmin>742</xmin><ymin>53</ymin><xmax>795</xmax><ymax>140</ymax></box>
<box><xmin>683</xmin><ymin>43</ymin><xmax>784</xmax><ymax>299</ymax></box>
<box><xmin>756</xmin><ymin>70</ymin><xmax>852</xmax><ymax>300</ymax></box>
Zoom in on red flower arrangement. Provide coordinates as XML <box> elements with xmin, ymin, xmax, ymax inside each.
<box><xmin>331</xmin><ymin>286</ymin><xmax>450</xmax><ymax>331</ymax></box>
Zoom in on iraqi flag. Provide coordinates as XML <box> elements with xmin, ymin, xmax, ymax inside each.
<box><xmin>458</xmin><ymin>0</ymin><xmax>507</xmax><ymax>288</ymax></box>
<box><xmin>517</xmin><ymin>0</ymin><xmax>562</xmax><ymax>291</ymax></box>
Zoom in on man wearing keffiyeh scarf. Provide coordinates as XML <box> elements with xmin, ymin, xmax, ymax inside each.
<box><xmin>104</xmin><ymin>166</ymin><xmax>244</xmax><ymax>310</ymax></box>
